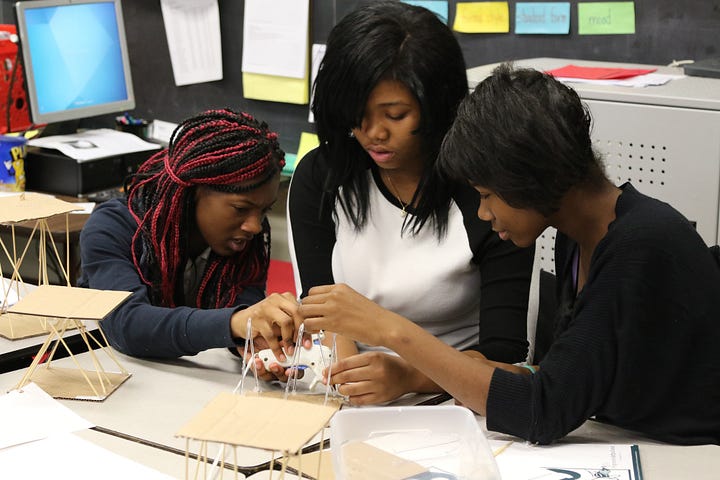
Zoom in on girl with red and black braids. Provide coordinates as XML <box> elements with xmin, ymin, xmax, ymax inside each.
<box><xmin>79</xmin><ymin>108</ymin><xmax>303</xmax><ymax>360</ymax></box>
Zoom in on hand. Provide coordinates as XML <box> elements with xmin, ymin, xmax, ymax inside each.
<box><xmin>230</xmin><ymin>292</ymin><xmax>310</xmax><ymax>368</ymax></box>
<box><xmin>243</xmin><ymin>352</ymin><xmax>294</xmax><ymax>383</ymax></box>
<box><xmin>325</xmin><ymin>351</ymin><xmax>419</xmax><ymax>405</ymax></box>
<box><xmin>299</xmin><ymin>284</ymin><xmax>401</xmax><ymax>347</ymax></box>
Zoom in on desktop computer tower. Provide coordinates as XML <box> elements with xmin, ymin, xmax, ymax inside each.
<box><xmin>24</xmin><ymin>147</ymin><xmax>153</xmax><ymax>197</ymax></box>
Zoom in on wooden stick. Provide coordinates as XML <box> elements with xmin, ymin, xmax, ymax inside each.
<box><xmin>44</xmin><ymin>223</ymin><xmax>70</xmax><ymax>286</ymax></box>
<box><xmin>44</xmin><ymin>318</ymin><xmax>71</xmax><ymax>367</ymax></box>
<box><xmin>186</xmin><ymin>438</ymin><xmax>190</xmax><ymax>480</ymax></box>
<box><xmin>317</xmin><ymin>428</ymin><xmax>325</xmax><ymax>480</ymax></box>
<box><xmin>65</xmin><ymin>213</ymin><xmax>70</xmax><ymax>286</ymax></box>
<box><xmin>49</xmin><ymin>321</ymin><xmax>102</xmax><ymax>398</ymax></box>
<box><xmin>89</xmin><ymin>325</ymin><xmax>130</xmax><ymax>375</ymax></box>
<box><xmin>233</xmin><ymin>447</ymin><xmax>239</xmax><ymax>480</ymax></box>
<box><xmin>15</xmin><ymin>323</ymin><xmax>56</xmax><ymax>388</ymax></box>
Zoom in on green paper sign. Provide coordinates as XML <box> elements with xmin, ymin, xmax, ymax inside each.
<box><xmin>578</xmin><ymin>2</ymin><xmax>635</xmax><ymax>35</ymax></box>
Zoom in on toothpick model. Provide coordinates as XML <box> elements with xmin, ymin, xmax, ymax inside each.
<box><xmin>0</xmin><ymin>192</ymin><xmax>81</xmax><ymax>339</ymax></box>
<box><xmin>0</xmin><ymin>193</ymin><xmax>133</xmax><ymax>400</ymax></box>
<box><xmin>9</xmin><ymin>284</ymin><xmax>133</xmax><ymax>401</ymax></box>
<box><xmin>177</xmin><ymin>336</ymin><xmax>344</xmax><ymax>480</ymax></box>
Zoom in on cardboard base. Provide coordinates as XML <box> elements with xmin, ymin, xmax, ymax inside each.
<box><xmin>0</xmin><ymin>313</ymin><xmax>76</xmax><ymax>340</ymax></box>
<box><xmin>29</xmin><ymin>366</ymin><xmax>131</xmax><ymax>401</ymax></box>
<box><xmin>257</xmin><ymin>389</ymin><xmax>345</xmax><ymax>409</ymax></box>
<box><xmin>177</xmin><ymin>393</ymin><xmax>340</xmax><ymax>454</ymax></box>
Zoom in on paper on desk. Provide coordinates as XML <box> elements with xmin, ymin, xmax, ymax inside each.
<box><xmin>69</xmin><ymin>202</ymin><xmax>96</xmax><ymax>215</ymax></box>
<box><xmin>0</xmin><ymin>431</ymin><xmax>175</xmax><ymax>479</ymax></box>
<box><xmin>489</xmin><ymin>439</ymin><xmax>641</xmax><ymax>480</ymax></box>
<box><xmin>160</xmin><ymin>0</ymin><xmax>222</xmax><ymax>86</ymax></box>
<box><xmin>28</xmin><ymin>129</ymin><xmax>161</xmax><ymax>162</ymax></box>
<box><xmin>0</xmin><ymin>382</ymin><xmax>93</xmax><ymax>449</ymax></box>
<box><xmin>555</xmin><ymin>73</ymin><xmax>683</xmax><ymax>88</ymax></box>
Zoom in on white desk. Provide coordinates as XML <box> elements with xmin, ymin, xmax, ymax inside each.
<box><xmin>467</xmin><ymin>57</ymin><xmax>720</xmax><ymax>273</ymax></box>
<box><xmin>76</xmin><ymin>429</ymin><xmax>188</xmax><ymax>478</ymax></box>
<box><xmin>2</xmin><ymin>348</ymin><xmax>718</xmax><ymax>479</ymax></box>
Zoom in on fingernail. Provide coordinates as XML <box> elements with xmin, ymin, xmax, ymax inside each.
<box><xmin>279</xmin><ymin>353</ymin><xmax>286</xmax><ymax>362</ymax></box>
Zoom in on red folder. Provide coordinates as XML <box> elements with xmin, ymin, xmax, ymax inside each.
<box><xmin>546</xmin><ymin>64</ymin><xmax>656</xmax><ymax>80</ymax></box>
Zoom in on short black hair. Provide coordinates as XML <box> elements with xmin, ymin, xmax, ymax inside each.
<box><xmin>439</xmin><ymin>63</ymin><xmax>606</xmax><ymax>216</ymax></box>
<box><xmin>312</xmin><ymin>0</ymin><xmax>467</xmax><ymax>236</ymax></box>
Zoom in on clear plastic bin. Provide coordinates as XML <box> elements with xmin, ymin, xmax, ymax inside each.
<box><xmin>330</xmin><ymin>405</ymin><xmax>501</xmax><ymax>480</ymax></box>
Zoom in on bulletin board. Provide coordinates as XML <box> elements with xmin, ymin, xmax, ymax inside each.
<box><xmin>2</xmin><ymin>0</ymin><xmax>715</xmax><ymax>154</ymax></box>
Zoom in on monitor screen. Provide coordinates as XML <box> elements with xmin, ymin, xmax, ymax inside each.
<box><xmin>14</xmin><ymin>0</ymin><xmax>135</xmax><ymax>125</ymax></box>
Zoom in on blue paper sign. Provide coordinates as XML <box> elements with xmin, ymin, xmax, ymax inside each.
<box><xmin>515</xmin><ymin>2</ymin><xmax>570</xmax><ymax>34</ymax></box>
<box><xmin>402</xmin><ymin>0</ymin><xmax>449</xmax><ymax>24</ymax></box>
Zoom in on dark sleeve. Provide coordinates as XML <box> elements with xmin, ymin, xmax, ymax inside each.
<box><xmin>454</xmin><ymin>186</ymin><xmax>533</xmax><ymax>364</ymax></box>
<box><xmin>287</xmin><ymin>148</ymin><xmax>336</xmax><ymax>298</ymax></box>
<box><xmin>486</xmin><ymin>221</ymin><xmax>693</xmax><ymax>444</ymax></box>
<box><xmin>79</xmin><ymin>201</ymin><xmax>248</xmax><ymax>359</ymax></box>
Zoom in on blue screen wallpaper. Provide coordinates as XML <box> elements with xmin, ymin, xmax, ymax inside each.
<box><xmin>25</xmin><ymin>2</ymin><xmax>129</xmax><ymax>116</ymax></box>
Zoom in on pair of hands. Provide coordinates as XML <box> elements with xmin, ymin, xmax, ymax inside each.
<box><xmin>231</xmin><ymin>284</ymin><xmax>423</xmax><ymax>404</ymax></box>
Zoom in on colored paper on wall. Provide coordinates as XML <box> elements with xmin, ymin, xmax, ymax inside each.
<box><xmin>453</xmin><ymin>2</ymin><xmax>509</xmax><ymax>33</ymax></box>
<box><xmin>515</xmin><ymin>2</ymin><xmax>570</xmax><ymax>34</ymax></box>
<box><xmin>242</xmin><ymin>72</ymin><xmax>309</xmax><ymax>105</ymax></box>
<box><xmin>402</xmin><ymin>1</ymin><xmax>449</xmax><ymax>23</ymax></box>
<box><xmin>296</xmin><ymin>132</ymin><xmax>320</xmax><ymax>165</ymax></box>
<box><xmin>578</xmin><ymin>2</ymin><xmax>635</xmax><ymax>35</ymax></box>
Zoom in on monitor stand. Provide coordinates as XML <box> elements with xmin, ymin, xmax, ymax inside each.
<box><xmin>36</xmin><ymin>119</ymin><xmax>82</xmax><ymax>138</ymax></box>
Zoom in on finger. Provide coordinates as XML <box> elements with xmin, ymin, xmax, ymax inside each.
<box><xmin>300</xmin><ymin>317</ymin><xmax>326</xmax><ymax>334</ymax></box>
<box><xmin>267</xmin><ymin>362</ymin><xmax>290</xmax><ymax>382</ymax></box>
<box><xmin>252</xmin><ymin>321</ymin><xmax>285</xmax><ymax>362</ymax></box>
<box><xmin>283</xmin><ymin>367</ymin><xmax>306</xmax><ymax>382</ymax></box>
<box><xmin>252</xmin><ymin>357</ymin><xmax>276</xmax><ymax>381</ymax></box>
<box><xmin>279</xmin><ymin>291</ymin><xmax>300</xmax><ymax>303</ymax></box>
<box><xmin>307</xmin><ymin>284</ymin><xmax>335</xmax><ymax>296</ymax></box>
<box><xmin>275</xmin><ymin>316</ymin><xmax>297</xmax><ymax>354</ymax></box>
<box><xmin>328</xmin><ymin>364</ymin><xmax>373</xmax><ymax>385</ymax></box>
<box><xmin>336</xmin><ymin>381</ymin><xmax>375</xmax><ymax>399</ymax></box>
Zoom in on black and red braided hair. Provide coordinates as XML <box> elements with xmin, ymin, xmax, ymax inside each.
<box><xmin>126</xmin><ymin>108</ymin><xmax>285</xmax><ymax>309</ymax></box>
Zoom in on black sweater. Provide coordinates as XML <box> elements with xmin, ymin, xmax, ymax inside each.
<box><xmin>487</xmin><ymin>184</ymin><xmax>720</xmax><ymax>445</ymax></box>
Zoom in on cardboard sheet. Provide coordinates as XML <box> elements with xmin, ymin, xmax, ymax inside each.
<box><xmin>0</xmin><ymin>312</ymin><xmax>76</xmax><ymax>340</ymax></box>
<box><xmin>286</xmin><ymin>449</ymin><xmax>335</xmax><ymax>480</ymax></box>
<box><xmin>29</xmin><ymin>366</ymin><xmax>131</xmax><ymax>402</ymax></box>
<box><xmin>8</xmin><ymin>285</ymin><xmax>132</xmax><ymax>320</ymax></box>
<box><xmin>341</xmin><ymin>441</ymin><xmax>428</xmax><ymax>480</ymax></box>
<box><xmin>0</xmin><ymin>192</ymin><xmax>81</xmax><ymax>223</ymax></box>
<box><xmin>176</xmin><ymin>393</ymin><xmax>340</xmax><ymax>454</ymax></box>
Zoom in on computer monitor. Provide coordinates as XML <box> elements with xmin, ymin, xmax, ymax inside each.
<box><xmin>14</xmin><ymin>0</ymin><xmax>135</xmax><ymax>130</ymax></box>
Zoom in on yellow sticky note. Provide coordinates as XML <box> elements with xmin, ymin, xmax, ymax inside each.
<box><xmin>242</xmin><ymin>72</ymin><xmax>309</xmax><ymax>105</ymax></box>
<box><xmin>453</xmin><ymin>2</ymin><xmax>510</xmax><ymax>33</ymax></box>
<box><xmin>296</xmin><ymin>132</ymin><xmax>320</xmax><ymax>166</ymax></box>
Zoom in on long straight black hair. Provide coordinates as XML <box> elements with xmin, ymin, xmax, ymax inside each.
<box><xmin>312</xmin><ymin>0</ymin><xmax>468</xmax><ymax>237</ymax></box>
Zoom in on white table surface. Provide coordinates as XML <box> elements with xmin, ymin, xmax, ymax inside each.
<box><xmin>2</xmin><ymin>347</ymin><xmax>718</xmax><ymax>479</ymax></box>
